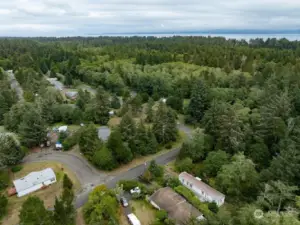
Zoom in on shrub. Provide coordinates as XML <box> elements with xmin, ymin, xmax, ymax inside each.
<box><xmin>118</xmin><ymin>180</ymin><xmax>146</xmax><ymax>193</ymax></box>
<box><xmin>58</xmin><ymin>131</ymin><xmax>68</xmax><ymax>143</ymax></box>
<box><xmin>63</xmin><ymin>174</ymin><xmax>73</xmax><ymax>190</ymax></box>
<box><xmin>156</xmin><ymin>210</ymin><xmax>168</xmax><ymax>221</ymax></box>
<box><xmin>11</xmin><ymin>165</ymin><xmax>23</xmax><ymax>173</ymax></box>
<box><xmin>175</xmin><ymin>158</ymin><xmax>194</xmax><ymax>172</ymax></box>
<box><xmin>174</xmin><ymin>185</ymin><xmax>213</xmax><ymax>218</ymax></box>
<box><xmin>165</xmin><ymin>143</ymin><xmax>172</xmax><ymax>149</ymax></box>
<box><xmin>0</xmin><ymin>170</ymin><xmax>9</xmax><ymax>190</ymax></box>
<box><xmin>62</xmin><ymin>132</ymin><xmax>79</xmax><ymax>151</ymax></box>
<box><xmin>0</xmin><ymin>195</ymin><xmax>8</xmax><ymax>218</ymax></box>
<box><xmin>208</xmin><ymin>202</ymin><xmax>219</xmax><ymax>213</ymax></box>
<box><xmin>164</xmin><ymin>177</ymin><xmax>181</xmax><ymax>188</ymax></box>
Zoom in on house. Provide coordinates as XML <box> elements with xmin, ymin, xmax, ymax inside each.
<box><xmin>149</xmin><ymin>187</ymin><xmax>204</xmax><ymax>224</ymax></box>
<box><xmin>13</xmin><ymin>168</ymin><xmax>57</xmax><ymax>197</ymax></box>
<box><xmin>179</xmin><ymin>172</ymin><xmax>225</xmax><ymax>206</ymax></box>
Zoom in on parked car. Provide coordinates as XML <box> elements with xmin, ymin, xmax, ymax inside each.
<box><xmin>120</xmin><ymin>197</ymin><xmax>129</xmax><ymax>207</ymax></box>
<box><xmin>130</xmin><ymin>187</ymin><xmax>141</xmax><ymax>195</ymax></box>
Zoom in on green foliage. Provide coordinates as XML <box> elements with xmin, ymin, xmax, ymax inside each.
<box><xmin>19</xmin><ymin>196</ymin><xmax>53</xmax><ymax>225</ymax></box>
<box><xmin>18</xmin><ymin>107</ymin><xmax>47</xmax><ymax>147</ymax></box>
<box><xmin>76</xmin><ymin>89</ymin><xmax>91</xmax><ymax>110</ymax></box>
<box><xmin>203</xmin><ymin>150</ymin><xmax>229</xmax><ymax>177</ymax></box>
<box><xmin>164</xmin><ymin>177</ymin><xmax>181</xmax><ymax>188</ymax></box>
<box><xmin>0</xmin><ymin>195</ymin><xmax>8</xmax><ymax>219</ymax></box>
<box><xmin>84</xmin><ymin>86</ymin><xmax>110</xmax><ymax>125</ymax></box>
<box><xmin>175</xmin><ymin>157</ymin><xmax>194</xmax><ymax>173</ymax></box>
<box><xmin>174</xmin><ymin>185</ymin><xmax>213</xmax><ymax>218</ymax></box>
<box><xmin>78</xmin><ymin>124</ymin><xmax>102</xmax><ymax>160</ymax></box>
<box><xmin>11</xmin><ymin>165</ymin><xmax>23</xmax><ymax>173</ymax></box>
<box><xmin>187</xmin><ymin>80</ymin><xmax>209</xmax><ymax>123</ymax></box>
<box><xmin>166</xmin><ymin>96</ymin><xmax>183</xmax><ymax>112</ymax></box>
<box><xmin>179</xmin><ymin>128</ymin><xmax>212</xmax><ymax>162</ymax></box>
<box><xmin>118</xmin><ymin>180</ymin><xmax>145</xmax><ymax>192</ymax></box>
<box><xmin>119</xmin><ymin>111</ymin><xmax>136</xmax><ymax>142</ymax></box>
<box><xmin>63</xmin><ymin>174</ymin><xmax>73</xmax><ymax>190</ymax></box>
<box><xmin>107</xmin><ymin>128</ymin><xmax>133</xmax><ymax>164</ymax></box>
<box><xmin>93</xmin><ymin>146</ymin><xmax>116</xmax><ymax>170</ymax></box>
<box><xmin>83</xmin><ymin>185</ymin><xmax>119</xmax><ymax>225</ymax></box>
<box><xmin>145</xmin><ymin>98</ymin><xmax>155</xmax><ymax>123</ymax></box>
<box><xmin>0</xmin><ymin>170</ymin><xmax>9</xmax><ymax>190</ymax></box>
<box><xmin>149</xmin><ymin>160</ymin><xmax>164</xmax><ymax>178</ymax></box>
<box><xmin>110</xmin><ymin>94</ymin><xmax>121</xmax><ymax>109</ymax></box>
<box><xmin>216</xmin><ymin>153</ymin><xmax>259</xmax><ymax>200</ymax></box>
<box><xmin>62</xmin><ymin>132</ymin><xmax>79</xmax><ymax>151</ymax></box>
<box><xmin>0</xmin><ymin>134</ymin><xmax>24</xmax><ymax>167</ymax></box>
<box><xmin>155</xmin><ymin>210</ymin><xmax>168</xmax><ymax>221</ymax></box>
<box><xmin>208</xmin><ymin>202</ymin><xmax>219</xmax><ymax>213</ymax></box>
<box><xmin>153</xmin><ymin>101</ymin><xmax>178</xmax><ymax>144</ymax></box>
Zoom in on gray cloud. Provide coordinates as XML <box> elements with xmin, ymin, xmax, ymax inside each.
<box><xmin>0</xmin><ymin>0</ymin><xmax>300</xmax><ymax>36</ymax></box>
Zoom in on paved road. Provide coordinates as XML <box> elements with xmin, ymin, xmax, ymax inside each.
<box><xmin>75</xmin><ymin>147</ymin><xmax>180</xmax><ymax>208</ymax></box>
<box><xmin>23</xmin><ymin>151</ymin><xmax>112</xmax><ymax>188</ymax></box>
<box><xmin>23</xmin><ymin>124</ymin><xmax>191</xmax><ymax>209</ymax></box>
<box><xmin>6</xmin><ymin>70</ymin><xmax>24</xmax><ymax>101</ymax></box>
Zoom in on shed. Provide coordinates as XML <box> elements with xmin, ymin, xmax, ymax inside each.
<box><xmin>13</xmin><ymin>168</ymin><xmax>57</xmax><ymax>197</ymax></box>
<box><xmin>127</xmin><ymin>213</ymin><xmax>141</xmax><ymax>225</ymax></box>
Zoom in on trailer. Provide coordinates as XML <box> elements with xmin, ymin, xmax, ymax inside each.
<box><xmin>127</xmin><ymin>213</ymin><xmax>141</xmax><ymax>225</ymax></box>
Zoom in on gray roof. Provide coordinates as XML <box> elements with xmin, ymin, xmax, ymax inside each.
<box><xmin>179</xmin><ymin>172</ymin><xmax>225</xmax><ymax>200</ymax></box>
<box><xmin>65</xmin><ymin>91</ymin><xmax>78</xmax><ymax>98</ymax></box>
<box><xmin>13</xmin><ymin>168</ymin><xmax>56</xmax><ymax>193</ymax></box>
<box><xmin>149</xmin><ymin>187</ymin><xmax>203</xmax><ymax>224</ymax></box>
<box><xmin>98</xmin><ymin>126</ymin><xmax>111</xmax><ymax>141</ymax></box>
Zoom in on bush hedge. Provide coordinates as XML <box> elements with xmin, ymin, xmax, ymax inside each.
<box><xmin>0</xmin><ymin>170</ymin><xmax>9</xmax><ymax>190</ymax></box>
<box><xmin>62</xmin><ymin>132</ymin><xmax>79</xmax><ymax>151</ymax></box>
<box><xmin>11</xmin><ymin>165</ymin><xmax>23</xmax><ymax>173</ymax></box>
<box><xmin>174</xmin><ymin>185</ymin><xmax>213</xmax><ymax>217</ymax></box>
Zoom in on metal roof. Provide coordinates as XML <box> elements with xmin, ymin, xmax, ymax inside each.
<box><xmin>13</xmin><ymin>168</ymin><xmax>56</xmax><ymax>193</ymax></box>
<box><xmin>179</xmin><ymin>172</ymin><xmax>225</xmax><ymax>200</ymax></box>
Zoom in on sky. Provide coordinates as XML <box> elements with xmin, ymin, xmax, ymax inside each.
<box><xmin>1</xmin><ymin>0</ymin><xmax>300</xmax><ymax>36</ymax></box>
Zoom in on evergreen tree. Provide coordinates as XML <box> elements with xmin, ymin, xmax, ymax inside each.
<box><xmin>84</xmin><ymin>87</ymin><xmax>110</xmax><ymax>125</ymax></box>
<box><xmin>76</xmin><ymin>89</ymin><xmax>90</xmax><ymax>110</ymax></box>
<box><xmin>110</xmin><ymin>94</ymin><xmax>121</xmax><ymax>109</ymax></box>
<box><xmin>187</xmin><ymin>80</ymin><xmax>209</xmax><ymax>123</ymax></box>
<box><xmin>0</xmin><ymin>133</ymin><xmax>24</xmax><ymax>167</ymax></box>
<box><xmin>153</xmin><ymin>102</ymin><xmax>177</xmax><ymax>144</ymax></box>
<box><xmin>119</xmin><ymin>111</ymin><xmax>136</xmax><ymax>142</ymax></box>
<box><xmin>18</xmin><ymin>107</ymin><xmax>47</xmax><ymax>147</ymax></box>
<box><xmin>63</xmin><ymin>174</ymin><xmax>73</xmax><ymax>190</ymax></box>
<box><xmin>107</xmin><ymin>129</ymin><xmax>133</xmax><ymax>164</ymax></box>
<box><xmin>78</xmin><ymin>124</ymin><xmax>102</xmax><ymax>160</ymax></box>
<box><xmin>93</xmin><ymin>146</ymin><xmax>116</xmax><ymax>170</ymax></box>
<box><xmin>145</xmin><ymin>98</ymin><xmax>154</xmax><ymax>123</ymax></box>
<box><xmin>19</xmin><ymin>196</ymin><xmax>52</xmax><ymax>225</ymax></box>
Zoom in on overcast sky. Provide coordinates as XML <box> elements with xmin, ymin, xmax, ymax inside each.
<box><xmin>1</xmin><ymin>0</ymin><xmax>300</xmax><ymax>36</ymax></box>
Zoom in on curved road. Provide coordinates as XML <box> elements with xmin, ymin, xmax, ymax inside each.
<box><xmin>23</xmin><ymin>125</ymin><xmax>193</xmax><ymax>208</ymax></box>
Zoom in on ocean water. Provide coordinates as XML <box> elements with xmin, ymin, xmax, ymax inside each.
<box><xmin>106</xmin><ymin>33</ymin><xmax>300</xmax><ymax>41</ymax></box>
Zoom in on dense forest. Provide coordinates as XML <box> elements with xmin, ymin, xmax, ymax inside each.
<box><xmin>1</xmin><ymin>36</ymin><xmax>300</xmax><ymax>225</ymax></box>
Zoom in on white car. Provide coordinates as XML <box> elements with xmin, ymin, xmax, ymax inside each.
<box><xmin>130</xmin><ymin>187</ymin><xmax>141</xmax><ymax>195</ymax></box>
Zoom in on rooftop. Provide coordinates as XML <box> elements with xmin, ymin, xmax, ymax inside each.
<box><xmin>149</xmin><ymin>187</ymin><xmax>203</xmax><ymax>224</ymax></box>
<box><xmin>179</xmin><ymin>172</ymin><xmax>225</xmax><ymax>200</ymax></box>
<box><xmin>13</xmin><ymin>168</ymin><xmax>56</xmax><ymax>193</ymax></box>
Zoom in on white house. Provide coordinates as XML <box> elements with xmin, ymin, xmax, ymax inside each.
<box><xmin>13</xmin><ymin>168</ymin><xmax>57</xmax><ymax>197</ymax></box>
<box><xmin>179</xmin><ymin>172</ymin><xmax>225</xmax><ymax>206</ymax></box>
<box><xmin>58</xmin><ymin>126</ymin><xmax>68</xmax><ymax>133</ymax></box>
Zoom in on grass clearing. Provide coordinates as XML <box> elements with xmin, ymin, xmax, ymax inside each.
<box><xmin>108</xmin><ymin>117</ymin><xmax>122</xmax><ymax>127</ymax></box>
<box><xmin>0</xmin><ymin>126</ymin><xmax>6</xmax><ymax>133</ymax></box>
<box><xmin>1</xmin><ymin>162</ymin><xmax>80</xmax><ymax>225</ymax></box>
<box><xmin>131</xmin><ymin>200</ymin><xmax>156</xmax><ymax>225</ymax></box>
